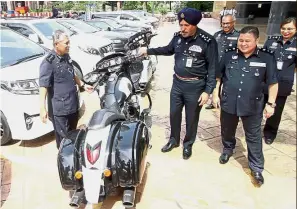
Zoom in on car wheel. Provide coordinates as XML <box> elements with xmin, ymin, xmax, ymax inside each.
<box><xmin>0</xmin><ymin>111</ymin><xmax>12</xmax><ymax>145</ymax></box>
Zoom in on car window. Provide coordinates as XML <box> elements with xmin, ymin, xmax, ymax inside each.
<box><xmin>89</xmin><ymin>21</ymin><xmax>110</xmax><ymax>30</ymax></box>
<box><xmin>6</xmin><ymin>23</ymin><xmax>36</xmax><ymax>38</ymax></box>
<box><xmin>33</xmin><ymin>21</ymin><xmax>72</xmax><ymax>39</ymax></box>
<box><xmin>59</xmin><ymin>20</ymin><xmax>98</xmax><ymax>33</ymax></box>
<box><xmin>120</xmin><ymin>14</ymin><xmax>135</xmax><ymax>20</ymax></box>
<box><xmin>0</xmin><ymin>28</ymin><xmax>45</xmax><ymax>68</ymax></box>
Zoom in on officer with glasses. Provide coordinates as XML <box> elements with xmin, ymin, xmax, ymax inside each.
<box><xmin>206</xmin><ymin>14</ymin><xmax>239</xmax><ymax>110</ymax></box>
<box><xmin>262</xmin><ymin>17</ymin><xmax>297</xmax><ymax>145</ymax></box>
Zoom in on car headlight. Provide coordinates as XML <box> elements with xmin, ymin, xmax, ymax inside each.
<box><xmin>78</xmin><ymin>45</ymin><xmax>101</xmax><ymax>55</ymax></box>
<box><xmin>111</xmin><ymin>39</ymin><xmax>122</xmax><ymax>44</ymax></box>
<box><xmin>1</xmin><ymin>79</ymin><xmax>39</xmax><ymax>95</ymax></box>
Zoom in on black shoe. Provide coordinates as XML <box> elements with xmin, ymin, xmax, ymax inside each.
<box><xmin>161</xmin><ymin>141</ymin><xmax>179</xmax><ymax>153</ymax></box>
<box><xmin>183</xmin><ymin>147</ymin><xmax>192</xmax><ymax>160</ymax></box>
<box><xmin>251</xmin><ymin>171</ymin><xmax>264</xmax><ymax>186</ymax></box>
<box><xmin>205</xmin><ymin>103</ymin><xmax>215</xmax><ymax>110</ymax></box>
<box><xmin>264</xmin><ymin>136</ymin><xmax>274</xmax><ymax>145</ymax></box>
<box><xmin>219</xmin><ymin>153</ymin><xmax>232</xmax><ymax>164</ymax></box>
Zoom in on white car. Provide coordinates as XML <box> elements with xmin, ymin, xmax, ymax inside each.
<box><xmin>1</xmin><ymin>18</ymin><xmax>114</xmax><ymax>79</ymax></box>
<box><xmin>91</xmin><ymin>12</ymin><xmax>156</xmax><ymax>33</ymax></box>
<box><xmin>0</xmin><ymin>27</ymin><xmax>47</xmax><ymax>144</ymax></box>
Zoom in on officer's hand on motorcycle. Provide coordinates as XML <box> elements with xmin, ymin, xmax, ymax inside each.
<box><xmin>139</xmin><ymin>47</ymin><xmax>148</xmax><ymax>57</ymax></box>
<box><xmin>212</xmin><ymin>95</ymin><xmax>220</xmax><ymax>108</ymax></box>
<box><xmin>198</xmin><ymin>92</ymin><xmax>210</xmax><ymax>106</ymax></box>
<box><xmin>40</xmin><ymin>108</ymin><xmax>48</xmax><ymax>123</ymax></box>
<box><xmin>264</xmin><ymin>105</ymin><xmax>275</xmax><ymax>119</ymax></box>
<box><xmin>83</xmin><ymin>84</ymin><xmax>94</xmax><ymax>94</ymax></box>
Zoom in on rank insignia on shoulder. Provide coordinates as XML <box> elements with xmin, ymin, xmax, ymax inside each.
<box><xmin>199</xmin><ymin>33</ymin><xmax>211</xmax><ymax>43</ymax></box>
<box><xmin>174</xmin><ymin>31</ymin><xmax>181</xmax><ymax>37</ymax></box>
<box><xmin>259</xmin><ymin>48</ymin><xmax>274</xmax><ymax>54</ymax></box>
<box><xmin>268</xmin><ymin>35</ymin><xmax>281</xmax><ymax>40</ymax></box>
<box><xmin>46</xmin><ymin>54</ymin><xmax>55</xmax><ymax>64</ymax></box>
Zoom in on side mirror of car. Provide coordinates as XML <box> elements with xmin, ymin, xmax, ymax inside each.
<box><xmin>28</xmin><ymin>34</ymin><xmax>39</xmax><ymax>43</ymax></box>
<box><xmin>107</xmin><ymin>27</ymin><xmax>111</xmax><ymax>31</ymax></box>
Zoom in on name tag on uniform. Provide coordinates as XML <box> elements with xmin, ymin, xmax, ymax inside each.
<box><xmin>249</xmin><ymin>62</ymin><xmax>266</xmax><ymax>67</ymax></box>
<box><xmin>286</xmin><ymin>47</ymin><xmax>296</xmax><ymax>52</ymax></box>
<box><xmin>189</xmin><ymin>45</ymin><xmax>202</xmax><ymax>53</ymax></box>
<box><xmin>227</xmin><ymin>37</ymin><xmax>238</xmax><ymax>40</ymax></box>
<box><xmin>277</xmin><ymin>61</ymin><xmax>283</xmax><ymax>70</ymax></box>
<box><xmin>186</xmin><ymin>57</ymin><xmax>193</xmax><ymax>67</ymax></box>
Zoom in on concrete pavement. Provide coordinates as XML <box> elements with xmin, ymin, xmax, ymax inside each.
<box><xmin>0</xmin><ymin>18</ymin><xmax>296</xmax><ymax>209</ymax></box>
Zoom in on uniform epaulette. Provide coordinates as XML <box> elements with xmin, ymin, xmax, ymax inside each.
<box><xmin>46</xmin><ymin>54</ymin><xmax>55</xmax><ymax>64</ymax></box>
<box><xmin>174</xmin><ymin>31</ymin><xmax>181</xmax><ymax>37</ymax></box>
<box><xmin>225</xmin><ymin>47</ymin><xmax>237</xmax><ymax>53</ymax></box>
<box><xmin>259</xmin><ymin>48</ymin><xmax>274</xmax><ymax>54</ymax></box>
<box><xmin>268</xmin><ymin>35</ymin><xmax>281</xmax><ymax>40</ymax></box>
<box><xmin>199</xmin><ymin>33</ymin><xmax>211</xmax><ymax>43</ymax></box>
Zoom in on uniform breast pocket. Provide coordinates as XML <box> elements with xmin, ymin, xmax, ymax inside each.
<box><xmin>248</xmin><ymin>66</ymin><xmax>265</xmax><ymax>80</ymax></box>
<box><xmin>54</xmin><ymin>67</ymin><xmax>68</xmax><ymax>83</ymax></box>
<box><xmin>226</xmin><ymin>63</ymin><xmax>238</xmax><ymax>78</ymax></box>
<box><xmin>284</xmin><ymin>50</ymin><xmax>296</xmax><ymax>61</ymax></box>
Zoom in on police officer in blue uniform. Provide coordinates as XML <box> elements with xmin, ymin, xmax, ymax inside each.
<box><xmin>206</xmin><ymin>14</ymin><xmax>239</xmax><ymax>109</ymax></box>
<box><xmin>213</xmin><ymin>26</ymin><xmax>279</xmax><ymax>186</ymax></box>
<box><xmin>139</xmin><ymin>8</ymin><xmax>218</xmax><ymax>159</ymax></box>
<box><xmin>39</xmin><ymin>30</ymin><xmax>93</xmax><ymax>149</ymax></box>
<box><xmin>262</xmin><ymin>17</ymin><xmax>296</xmax><ymax>145</ymax></box>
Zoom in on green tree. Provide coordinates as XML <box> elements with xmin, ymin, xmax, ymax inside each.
<box><xmin>186</xmin><ymin>1</ymin><xmax>213</xmax><ymax>12</ymax></box>
<box><xmin>122</xmin><ymin>1</ymin><xmax>141</xmax><ymax>10</ymax></box>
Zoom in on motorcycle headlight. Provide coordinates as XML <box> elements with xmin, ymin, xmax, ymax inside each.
<box><xmin>111</xmin><ymin>39</ymin><xmax>122</xmax><ymax>44</ymax></box>
<box><xmin>78</xmin><ymin>45</ymin><xmax>101</xmax><ymax>55</ymax></box>
<box><xmin>83</xmin><ymin>72</ymin><xmax>100</xmax><ymax>83</ymax></box>
<box><xmin>0</xmin><ymin>79</ymin><xmax>39</xmax><ymax>95</ymax></box>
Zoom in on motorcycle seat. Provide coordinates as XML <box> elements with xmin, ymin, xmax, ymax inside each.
<box><xmin>88</xmin><ymin>109</ymin><xmax>125</xmax><ymax>130</ymax></box>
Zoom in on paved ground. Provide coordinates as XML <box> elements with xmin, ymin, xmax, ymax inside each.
<box><xmin>1</xmin><ymin>18</ymin><xmax>296</xmax><ymax>209</ymax></box>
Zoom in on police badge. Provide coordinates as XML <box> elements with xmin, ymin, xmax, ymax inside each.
<box><xmin>180</xmin><ymin>13</ymin><xmax>185</xmax><ymax>18</ymax></box>
<box><xmin>177</xmin><ymin>38</ymin><xmax>181</xmax><ymax>45</ymax></box>
<box><xmin>232</xmin><ymin>55</ymin><xmax>238</xmax><ymax>59</ymax></box>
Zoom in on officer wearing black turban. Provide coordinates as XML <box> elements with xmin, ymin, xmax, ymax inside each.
<box><xmin>139</xmin><ymin>7</ymin><xmax>218</xmax><ymax>160</ymax></box>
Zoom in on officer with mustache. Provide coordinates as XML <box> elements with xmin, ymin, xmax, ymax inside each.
<box><xmin>139</xmin><ymin>8</ymin><xmax>218</xmax><ymax>160</ymax></box>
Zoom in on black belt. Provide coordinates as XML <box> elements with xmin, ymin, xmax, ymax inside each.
<box><xmin>175</xmin><ymin>74</ymin><xmax>205</xmax><ymax>81</ymax></box>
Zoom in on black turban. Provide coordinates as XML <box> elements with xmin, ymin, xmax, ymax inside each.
<box><xmin>177</xmin><ymin>8</ymin><xmax>202</xmax><ymax>26</ymax></box>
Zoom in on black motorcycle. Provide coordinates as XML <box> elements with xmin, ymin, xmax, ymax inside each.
<box><xmin>57</xmin><ymin>31</ymin><xmax>154</xmax><ymax>209</ymax></box>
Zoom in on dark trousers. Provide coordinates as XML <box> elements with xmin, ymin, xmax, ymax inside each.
<box><xmin>52</xmin><ymin>112</ymin><xmax>79</xmax><ymax>149</ymax></box>
<box><xmin>169</xmin><ymin>75</ymin><xmax>204</xmax><ymax>148</ymax></box>
<box><xmin>263</xmin><ymin>94</ymin><xmax>287</xmax><ymax>140</ymax></box>
<box><xmin>221</xmin><ymin>110</ymin><xmax>264</xmax><ymax>172</ymax></box>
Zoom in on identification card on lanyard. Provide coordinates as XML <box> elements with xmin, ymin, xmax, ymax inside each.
<box><xmin>277</xmin><ymin>61</ymin><xmax>283</xmax><ymax>70</ymax></box>
<box><xmin>186</xmin><ymin>57</ymin><xmax>193</xmax><ymax>67</ymax></box>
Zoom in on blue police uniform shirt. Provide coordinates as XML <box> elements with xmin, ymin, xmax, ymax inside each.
<box><xmin>264</xmin><ymin>35</ymin><xmax>297</xmax><ymax>96</ymax></box>
<box><xmin>217</xmin><ymin>48</ymin><xmax>278</xmax><ymax>116</ymax></box>
<box><xmin>39</xmin><ymin>50</ymin><xmax>79</xmax><ymax>116</ymax></box>
<box><xmin>214</xmin><ymin>29</ymin><xmax>239</xmax><ymax>61</ymax></box>
<box><xmin>147</xmin><ymin>28</ymin><xmax>218</xmax><ymax>94</ymax></box>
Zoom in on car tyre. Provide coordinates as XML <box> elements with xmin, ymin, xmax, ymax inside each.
<box><xmin>0</xmin><ymin>111</ymin><xmax>12</xmax><ymax>145</ymax></box>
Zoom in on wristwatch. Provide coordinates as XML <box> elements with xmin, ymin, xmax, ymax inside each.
<box><xmin>81</xmin><ymin>83</ymin><xmax>85</xmax><ymax>88</ymax></box>
<box><xmin>266</xmin><ymin>102</ymin><xmax>276</xmax><ymax>108</ymax></box>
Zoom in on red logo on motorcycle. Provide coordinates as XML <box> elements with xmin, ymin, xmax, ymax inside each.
<box><xmin>86</xmin><ymin>141</ymin><xmax>102</xmax><ymax>165</ymax></box>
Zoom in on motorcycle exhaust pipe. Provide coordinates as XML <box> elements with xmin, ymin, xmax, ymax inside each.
<box><xmin>69</xmin><ymin>189</ymin><xmax>85</xmax><ymax>208</ymax></box>
<box><xmin>122</xmin><ymin>187</ymin><xmax>136</xmax><ymax>208</ymax></box>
